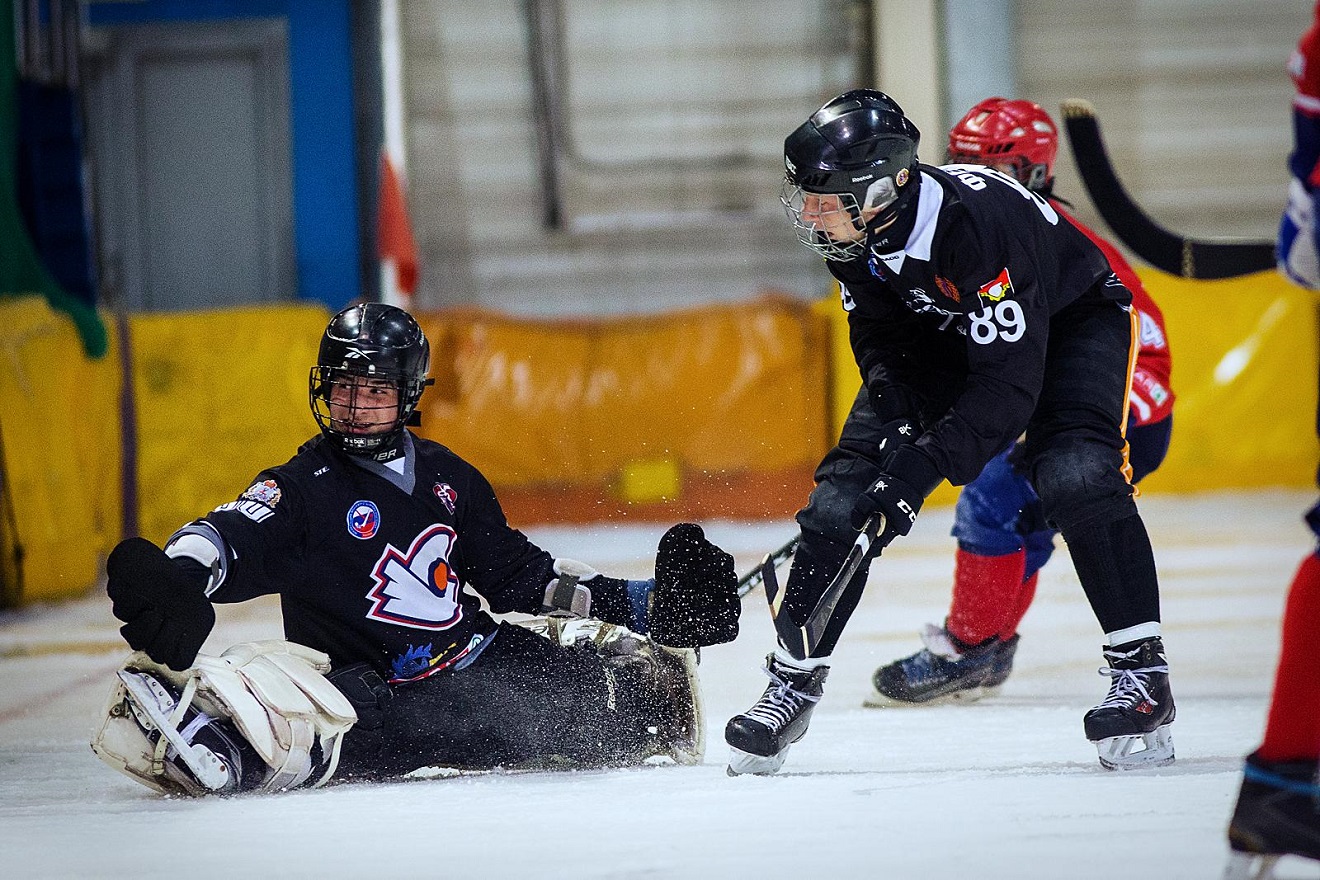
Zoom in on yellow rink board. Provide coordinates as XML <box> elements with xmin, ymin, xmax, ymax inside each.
<box><xmin>0</xmin><ymin>297</ymin><xmax>122</xmax><ymax>601</ymax></box>
<box><xmin>816</xmin><ymin>267</ymin><xmax>1319</xmax><ymax>504</ymax></box>
<box><xmin>2</xmin><ymin>270</ymin><xmax>1316</xmax><ymax>604</ymax></box>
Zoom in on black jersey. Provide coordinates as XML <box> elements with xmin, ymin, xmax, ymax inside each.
<box><xmin>174</xmin><ymin>431</ymin><xmax>557</xmax><ymax>683</ymax></box>
<box><xmin>829</xmin><ymin>164</ymin><xmax>1128</xmax><ymax>486</ymax></box>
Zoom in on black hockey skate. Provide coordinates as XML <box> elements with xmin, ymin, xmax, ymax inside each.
<box><xmin>1223</xmin><ymin>752</ymin><xmax>1320</xmax><ymax>880</ymax></box>
<box><xmin>864</xmin><ymin>624</ymin><xmax>1008</xmax><ymax>707</ymax></box>
<box><xmin>1083</xmin><ymin>637</ymin><xmax>1175</xmax><ymax>770</ymax></box>
<box><xmin>725</xmin><ymin>653</ymin><xmax>828</xmax><ymax>776</ymax></box>
<box><xmin>983</xmin><ymin>633</ymin><xmax>1020</xmax><ymax>690</ymax></box>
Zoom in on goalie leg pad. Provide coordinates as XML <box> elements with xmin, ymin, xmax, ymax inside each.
<box><xmin>515</xmin><ymin>617</ymin><xmax>706</xmax><ymax>765</ymax></box>
<box><xmin>91</xmin><ymin>640</ymin><xmax>358</xmax><ymax>796</ymax></box>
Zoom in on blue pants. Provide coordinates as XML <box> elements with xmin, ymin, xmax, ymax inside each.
<box><xmin>953</xmin><ymin>415</ymin><xmax>1173</xmax><ymax>578</ymax></box>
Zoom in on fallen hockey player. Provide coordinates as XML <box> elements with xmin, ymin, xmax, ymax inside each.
<box><xmin>93</xmin><ymin>303</ymin><xmax>740</xmax><ymax>795</ymax></box>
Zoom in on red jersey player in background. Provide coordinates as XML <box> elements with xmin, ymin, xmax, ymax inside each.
<box><xmin>868</xmin><ymin>97</ymin><xmax>1175</xmax><ymax>707</ymax></box>
<box><xmin>1224</xmin><ymin>3</ymin><xmax>1320</xmax><ymax>876</ymax></box>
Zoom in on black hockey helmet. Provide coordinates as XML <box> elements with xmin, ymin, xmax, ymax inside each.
<box><xmin>309</xmin><ymin>303</ymin><xmax>431</xmax><ymax>455</ymax></box>
<box><xmin>782</xmin><ymin>89</ymin><xmax>922</xmax><ymax>260</ymax></box>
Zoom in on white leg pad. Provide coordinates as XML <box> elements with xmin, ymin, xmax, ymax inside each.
<box><xmin>91</xmin><ymin>640</ymin><xmax>358</xmax><ymax>796</ymax></box>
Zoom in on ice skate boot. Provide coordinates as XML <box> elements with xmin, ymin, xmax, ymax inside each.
<box><xmin>94</xmin><ymin>669</ymin><xmax>265</xmax><ymax>795</ymax></box>
<box><xmin>1222</xmin><ymin>752</ymin><xmax>1320</xmax><ymax>880</ymax></box>
<box><xmin>863</xmin><ymin>624</ymin><xmax>1001</xmax><ymax>707</ymax></box>
<box><xmin>982</xmin><ymin>633</ymin><xmax>1020</xmax><ymax>691</ymax></box>
<box><xmin>725</xmin><ymin>653</ymin><xmax>827</xmax><ymax>776</ymax></box>
<box><xmin>1083</xmin><ymin>637</ymin><xmax>1175</xmax><ymax>770</ymax></box>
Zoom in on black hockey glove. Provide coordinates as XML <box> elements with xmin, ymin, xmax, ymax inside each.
<box><xmin>849</xmin><ymin>445</ymin><xmax>945</xmax><ymax>545</ymax></box>
<box><xmin>873</xmin><ymin>416</ymin><xmax>919</xmax><ymax>458</ymax></box>
<box><xmin>648</xmin><ymin>523</ymin><xmax>739</xmax><ymax>648</ymax></box>
<box><xmin>106</xmin><ymin>537</ymin><xmax>216</xmax><ymax>671</ymax></box>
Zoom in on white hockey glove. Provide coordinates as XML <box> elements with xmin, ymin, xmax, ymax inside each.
<box><xmin>1279</xmin><ymin>176</ymin><xmax>1320</xmax><ymax>289</ymax></box>
<box><xmin>92</xmin><ymin>640</ymin><xmax>357</xmax><ymax>796</ymax></box>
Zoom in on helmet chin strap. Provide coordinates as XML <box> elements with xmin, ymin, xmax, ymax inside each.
<box><xmin>865</xmin><ymin>195</ymin><xmax>919</xmax><ymax>254</ymax></box>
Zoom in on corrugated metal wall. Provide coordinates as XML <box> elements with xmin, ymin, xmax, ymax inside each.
<box><xmin>1017</xmin><ymin>0</ymin><xmax>1308</xmax><ymax>250</ymax></box>
<box><xmin>400</xmin><ymin>0</ymin><xmax>860</xmax><ymax>314</ymax></box>
<box><xmin>399</xmin><ymin>1</ymin><xmax>1309</xmax><ymax>314</ymax></box>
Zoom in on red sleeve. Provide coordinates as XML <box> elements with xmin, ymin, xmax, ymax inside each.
<box><xmin>1291</xmin><ymin>2</ymin><xmax>1320</xmax><ymax>105</ymax></box>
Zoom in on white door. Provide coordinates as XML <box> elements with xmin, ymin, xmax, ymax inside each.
<box><xmin>82</xmin><ymin>19</ymin><xmax>294</xmax><ymax>310</ymax></box>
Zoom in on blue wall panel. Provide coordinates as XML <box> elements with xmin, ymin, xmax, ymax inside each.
<box><xmin>89</xmin><ymin>0</ymin><xmax>361</xmax><ymax>309</ymax></box>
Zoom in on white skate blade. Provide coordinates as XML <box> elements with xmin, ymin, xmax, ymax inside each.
<box><xmin>1222</xmin><ymin>850</ymin><xmax>1282</xmax><ymax>880</ymax></box>
<box><xmin>726</xmin><ymin>746</ymin><xmax>788</xmax><ymax>777</ymax></box>
<box><xmin>1093</xmin><ymin>723</ymin><xmax>1174</xmax><ymax>771</ymax></box>
<box><xmin>117</xmin><ymin>671</ymin><xmax>231</xmax><ymax>791</ymax></box>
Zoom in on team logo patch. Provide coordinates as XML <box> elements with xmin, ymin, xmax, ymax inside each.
<box><xmin>214</xmin><ymin>479</ymin><xmax>282</xmax><ymax>523</ymax></box>
<box><xmin>347</xmin><ymin>500</ymin><xmax>381</xmax><ymax>540</ymax></box>
<box><xmin>241</xmin><ymin>479</ymin><xmax>282</xmax><ymax>507</ymax></box>
<box><xmin>391</xmin><ymin>643</ymin><xmax>435</xmax><ymax>681</ymax></box>
<box><xmin>388</xmin><ymin>633</ymin><xmax>485</xmax><ymax>684</ymax></box>
<box><xmin>433</xmin><ymin>482</ymin><xmax>458</xmax><ymax>515</ymax></box>
<box><xmin>977</xmin><ymin>267</ymin><xmax>1014</xmax><ymax>303</ymax></box>
<box><xmin>366</xmin><ymin>524</ymin><xmax>463</xmax><ymax>632</ymax></box>
<box><xmin>935</xmin><ymin>275</ymin><xmax>960</xmax><ymax>302</ymax></box>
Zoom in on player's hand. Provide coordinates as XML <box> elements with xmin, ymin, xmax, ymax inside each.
<box><xmin>107</xmin><ymin>537</ymin><xmax>216</xmax><ymax>671</ymax></box>
<box><xmin>849</xmin><ymin>445</ymin><xmax>944</xmax><ymax>542</ymax></box>
<box><xmin>649</xmin><ymin>523</ymin><xmax>739</xmax><ymax>648</ymax></box>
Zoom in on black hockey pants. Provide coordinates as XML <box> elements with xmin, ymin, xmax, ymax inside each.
<box><xmin>332</xmin><ymin>622</ymin><xmax>668</xmax><ymax>779</ymax></box>
<box><xmin>784</xmin><ymin>296</ymin><xmax>1161</xmax><ymax>657</ymax></box>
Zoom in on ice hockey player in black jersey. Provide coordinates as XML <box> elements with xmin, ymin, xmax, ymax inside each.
<box><xmin>725</xmin><ymin>89</ymin><xmax>1174</xmax><ymax>775</ymax></box>
<box><xmin>95</xmin><ymin>303</ymin><xmax>741</xmax><ymax>795</ymax></box>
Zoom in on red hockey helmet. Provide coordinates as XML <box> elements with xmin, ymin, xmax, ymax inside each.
<box><xmin>945</xmin><ymin>97</ymin><xmax>1057</xmax><ymax>191</ymax></box>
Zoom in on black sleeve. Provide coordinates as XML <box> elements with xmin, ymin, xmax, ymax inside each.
<box><xmin>449</xmin><ymin>465</ymin><xmax>557</xmax><ymax>616</ymax></box>
<box><xmin>835</xmin><ymin>260</ymin><xmax>935</xmax><ymax>425</ymax></box>
<box><xmin>188</xmin><ymin>470</ymin><xmax>308</xmax><ymax>603</ymax></box>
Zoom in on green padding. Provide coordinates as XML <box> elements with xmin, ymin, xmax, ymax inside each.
<box><xmin>0</xmin><ymin>0</ymin><xmax>106</xmax><ymax>358</ymax></box>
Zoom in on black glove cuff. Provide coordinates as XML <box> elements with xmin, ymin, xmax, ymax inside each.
<box><xmin>884</xmin><ymin>444</ymin><xmax>944</xmax><ymax>499</ymax></box>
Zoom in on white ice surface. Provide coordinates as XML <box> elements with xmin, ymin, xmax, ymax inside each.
<box><xmin>1</xmin><ymin>489</ymin><xmax>1316</xmax><ymax>879</ymax></box>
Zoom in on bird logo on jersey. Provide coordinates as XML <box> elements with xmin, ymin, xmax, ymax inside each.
<box><xmin>347</xmin><ymin>500</ymin><xmax>381</xmax><ymax>540</ymax></box>
<box><xmin>433</xmin><ymin>482</ymin><xmax>458</xmax><ymax>515</ymax></box>
<box><xmin>365</xmin><ymin>524</ymin><xmax>464</xmax><ymax>631</ymax></box>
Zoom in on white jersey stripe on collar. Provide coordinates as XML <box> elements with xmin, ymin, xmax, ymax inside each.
<box><xmin>872</xmin><ymin>170</ymin><xmax>943</xmax><ymax>274</ymax></box>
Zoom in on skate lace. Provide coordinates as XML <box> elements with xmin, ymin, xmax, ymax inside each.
<box><xmin>918</xmin><ymin>623</ymin><xmax>963</xmax><ymax>660</ymax></box>
<box><xmin>1095</xmin><ymin>662</ymin><xmax>1168</xmax><ymax>711</ymax></box>
<box><xmin>743</xmin><ymin>664</ymin><xmax>821</xmax><ymax>733</ymax></box>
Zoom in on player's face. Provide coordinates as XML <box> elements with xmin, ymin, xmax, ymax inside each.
<box><xmin>799</xmin><ymin>192</ymin><xmax>868</xmax><ymax>242</ymax></box>
<box><xmin>327</xmin><ymin>375</ymin><xmax>400</xmax><ymax>435</ymax></box>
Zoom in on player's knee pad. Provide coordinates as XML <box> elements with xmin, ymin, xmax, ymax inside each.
<box><xmin>1030</xmin><ymin>441</ymin><xmax>1136</xmax><ymax>532</ymax></box>
<box><xmin>92</xmin><ymin>640</ymin><xmax>358</xmax><ymax>796</ymax></box>
<box><xmin>798</xmin><ymin>452</ymin><xmax>883</xmax><ymax>545</ymax></box>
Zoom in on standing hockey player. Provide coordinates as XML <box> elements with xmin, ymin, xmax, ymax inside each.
<box><xmin>96</xmin><ymin>303</ymin><xmax>741</xmax><ymax>795</ymax></box>
<box><xmin>1224</xmin><ymin>5</ymin><xmax>1320</xmax><ymax>875</ymax></box>
<box><xmin>869</xmin><ymin>98</ymin><xmax>1175</xmax><ymax>707</ymax></box>
<box><xmin>725</xmin><ymin>89</ymin><xmax>1173</xmax><ymax>775</ymax></box>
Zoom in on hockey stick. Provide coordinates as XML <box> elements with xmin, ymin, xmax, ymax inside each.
<box><xmin>765</xmin><ymin>515</ymin><xmax>883</xmax><ymax>659</ymax></box>
<box><xmin>1060</xmin><ymin>98</ymin><xmax>1276</xmax><ymax>279</ymax></box>
<box><xmin>736</xmin><ymin>535</ymin><xmax>799</xmax><ymax>599</ymax></box>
